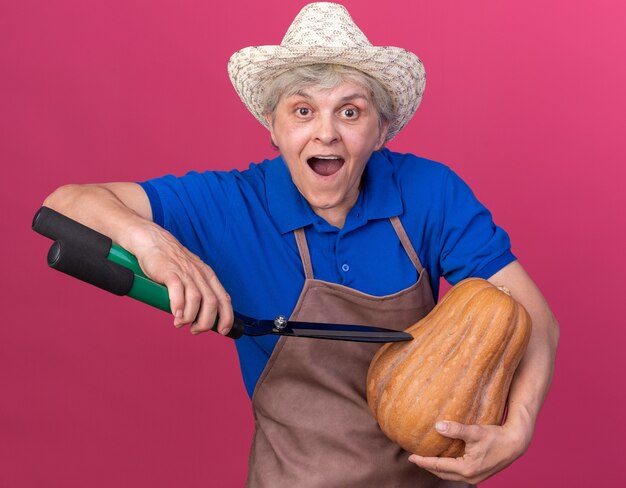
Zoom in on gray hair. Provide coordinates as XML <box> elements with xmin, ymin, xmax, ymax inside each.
<box><xmin>262</xmin><ymin>64</ymin><xmax>394</xmax><ymax>133</ymax></box>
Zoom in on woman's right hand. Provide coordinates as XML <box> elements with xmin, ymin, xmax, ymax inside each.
<box><xmin>129</xmin><ymin>223</ymin><xmax>234</xmax><ymax>335</ymax></box>
<box><xmin>43</xmin><ymin>182</ymin><xmax>234</xmax><ymax>336</ymax></box>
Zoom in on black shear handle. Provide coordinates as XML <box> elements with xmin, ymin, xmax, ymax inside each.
<box><xmin>32</xmin><ymin>206</ymin><xmax>134</xmax><ymax>296</ymax></box>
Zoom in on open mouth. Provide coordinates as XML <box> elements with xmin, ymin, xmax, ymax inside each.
<box><xmin>307</xmin><ymin>156</ymin><xmax>345</xmax><ymax>177</ymax></box>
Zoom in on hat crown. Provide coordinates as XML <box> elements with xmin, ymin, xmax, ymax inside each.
<box><xmin>281</xmin><ymin>2</ymin><xmax>372</xmax><ymax>48</ymax></box>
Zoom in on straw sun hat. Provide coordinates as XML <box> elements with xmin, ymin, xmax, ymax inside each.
<box><xmin>227</xmin><ymin>2</ymin><xmax>425</xmax><ymax>141</ymax></box>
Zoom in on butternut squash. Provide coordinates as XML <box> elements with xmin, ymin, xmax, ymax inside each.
<box><xmin>366</xmin><ymin>278</ymin><xmax>531</xmax><ymax>457</ymax></box>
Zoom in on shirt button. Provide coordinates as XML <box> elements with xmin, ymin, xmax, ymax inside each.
<box><xmin>341</xmin><ymin>263</ymin><xmax>350</xmax><ymax>272</ymax></box>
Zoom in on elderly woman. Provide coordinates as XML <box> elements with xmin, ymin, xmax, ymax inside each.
<box><xmin>43</xmin><ymin>3</ymin><xmax>558</xmax><ymax>487</ymax></box>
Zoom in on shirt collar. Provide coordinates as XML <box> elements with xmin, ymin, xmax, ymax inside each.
<box><xmin>266</xmin><ymin>149</ymin><xmax>403</xmax><ymax>234</ymax></box>
<box><xmin>361</xmin><ymin>149</ymin><xmax>404</xmax><ymax>221</ymax></box>
<box><xmin>266</xmin><ymin>156</ymin><xmax>316</xmax><ymax>234</ymax></box>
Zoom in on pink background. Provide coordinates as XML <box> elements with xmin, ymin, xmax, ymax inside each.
<box><xmin>2</xmin><ymin>0</ymin><xmax>624</xmax><ymax>486</ymax></box>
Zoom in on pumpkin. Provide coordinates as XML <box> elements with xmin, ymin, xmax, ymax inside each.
<box><xmin>366</xmin><ymin>278</ymin><xmax>532</xmax><ymax>458</ymax></box>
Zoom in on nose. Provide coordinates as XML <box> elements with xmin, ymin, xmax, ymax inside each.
<box><xmin>313</xmin><ymin>113</ymin><xmax>340</xmax><ymax>144</ymax></box>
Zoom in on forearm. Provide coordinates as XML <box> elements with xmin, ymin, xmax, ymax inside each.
<box><xmin>488</xmin><ymin>262</ymin><xmax>560</xmax><ymax>449</ymax></box>
<box><xmin>506</xmin><ymin>313</ymin><xmax>559</xmax><ymax>448</ymax></box>
<box><xmin>43</xmin><ymin>183</ymin><xmax>156</xmax><ymax>256</ymax></box>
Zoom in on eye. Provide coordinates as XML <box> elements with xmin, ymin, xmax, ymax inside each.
<box><xmin>342</xmin><ymin>107</ymin><xmax>359</xmax><ymax>119</ymax></box>
<box><xmin>296</xmin><ymin>107</ymin><xmax>311</xmax><ymax>117</ymax></box>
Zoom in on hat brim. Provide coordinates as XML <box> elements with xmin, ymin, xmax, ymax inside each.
<box><xmin>228</xmin><ymin>45</ymin><xmax>426</xmax><ymax>141</ymax></box>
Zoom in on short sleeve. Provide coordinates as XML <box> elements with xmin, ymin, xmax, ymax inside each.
<box><xmin>137</xmin><ymin>171</ymin><xmax>238</xmax><ymax>266</ymax></box>
<box><xmin>438</xmin><ymin>169</ymin><xmax>516</xmax><ymax>284</ymax></box>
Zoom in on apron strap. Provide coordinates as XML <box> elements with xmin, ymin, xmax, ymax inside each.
<box><xmin>389</xmin><ymin>216</ymin><xmax>425</xmax><ymax>273</ymax></box>
<box><xmin>294</xmin><ymin>228</ymin><xmax>314</xmax><ymax>280</ymax></box>
<box><xmin>294</xmin><ymin>217</ymin><xmax>424</xmax><ymax>279</ymax></box>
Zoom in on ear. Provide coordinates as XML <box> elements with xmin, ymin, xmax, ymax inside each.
<box><xmin>374</xmin><ymin>119</ymin><xmax>391</xmax><ymax>151</ymax></box>
<box><xmin>264</xmin><ymin>113</ymin><xmax>278</xmax><ymax>147</ymax></box>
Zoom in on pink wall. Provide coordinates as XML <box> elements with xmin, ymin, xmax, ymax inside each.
<box><xmin>2</xmin><ymin>1</ymin><xmax>624</xmax><ymax>486</ymax></box>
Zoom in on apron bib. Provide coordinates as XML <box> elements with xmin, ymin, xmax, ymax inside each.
<box><xmin>247</xmin><ymin>217</ymin><xmax>472</xmax><ymax>488</ymax></box>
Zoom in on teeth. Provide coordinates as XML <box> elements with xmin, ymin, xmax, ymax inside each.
<box><xmin>315</xmin><ymin>156</ymin><xmax>340</xmax><ymax>159</ymax></box>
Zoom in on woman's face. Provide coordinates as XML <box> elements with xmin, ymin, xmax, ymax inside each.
<box><xmin>266</xmin><ymin>80</ymin><xmax>388</xmax><ymax>228</ymax></box>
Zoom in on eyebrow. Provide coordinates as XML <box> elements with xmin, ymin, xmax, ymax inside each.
<box><xmin>292</xmin><ymin>90</ymin><xmax>370</xmax><ymax>104</ymax></box>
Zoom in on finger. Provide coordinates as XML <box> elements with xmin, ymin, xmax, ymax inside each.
<box><xmin>409</xmin><ymin>453</ymin><xmax>491</xmax><ymax>484</ymax></box>
<box><xmin>435</xmin><ymin>420</ymin><xmax>484</xmax><ymax>443</ymax></box>
<box><xmin>205</xmin><ymin>271</ymin><xmax>233</xmax><ymax>335</ymax></box>
<box><xmin>191</xmin><ymin>272</ymin><xmax>232</xmax><ymax>336</ymax></box>
<box><xmin>181</xmin><ymin>281</ymin><xmax>202</xmax><ymax>327</ymax></box>
<box><xmin>189</xmin><ymin>283</ymin><xmax>219</xmax><ymax>335</ymax></box>
<box><xmin>162</xmin><ymin>273</ymin><xmax>186</xmax><ymax>327</ymax></box>
<box><xmin>215</xmin><ymin>290</ymin><xmax>233</xmax><ymax>335</ymax></box>
<box><xmin>408</xmin><ymin>454</ymin><xmax>466</xmax><ymax>480</ymax></box>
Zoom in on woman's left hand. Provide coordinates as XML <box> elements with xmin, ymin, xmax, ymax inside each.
<box><xmin>408</xmin><ymin>417</ymin><xmax>532</xmax><ymax>484</ymax></box>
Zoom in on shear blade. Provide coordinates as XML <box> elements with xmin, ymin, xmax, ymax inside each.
<box><xmin>257</xmin><ymin>319</ymin><xmax>412</xmax><ymax>342</ymax></box>
<box><xmin>288</xmin><ymin>327</ymin><xmax>412</xmax><ymax>342</ymax></box>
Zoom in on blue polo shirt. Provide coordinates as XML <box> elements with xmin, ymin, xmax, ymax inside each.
<box><xmin>139</xmin><ymin>149</ymin><xmax>515</xmax><ymax>398</ymax></box>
